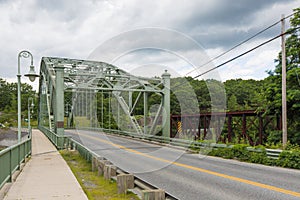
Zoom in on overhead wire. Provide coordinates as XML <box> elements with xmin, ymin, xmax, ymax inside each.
<box><xmin>186</xmin><ymin>12</ymin><xmax>297</xmax><ymax>77</ymax></box>
<box><xmin>193</xmin><ymin>26</ymin><xmax>300</xmax><ymax>79</ymax></box>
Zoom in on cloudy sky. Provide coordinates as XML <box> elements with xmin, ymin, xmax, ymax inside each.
<box><xmin>0</xmin><ymin>0</ymin><xmax>299</xmax><ymax>90</ymax></box>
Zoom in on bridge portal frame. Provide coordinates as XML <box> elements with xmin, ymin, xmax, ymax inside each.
<box><xmin>38</xmin><ymin>57</ymin><xmax>170</xmax><ymax>138</ymax></box>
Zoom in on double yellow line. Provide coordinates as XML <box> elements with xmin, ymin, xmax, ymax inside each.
<box><xmin>77</xmin><ymin>132</ymin><xmax>300</xmax><ymax>198</ymax></box>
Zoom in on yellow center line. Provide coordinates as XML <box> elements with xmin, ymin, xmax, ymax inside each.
<box><xmin>77</xmin><ymin>132</ymin><xmax>300</xmax><ymax>198</ymax></box>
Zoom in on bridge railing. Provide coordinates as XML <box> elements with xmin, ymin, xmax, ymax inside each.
<box><xmin>77</xmin><ymin>127</ymin><xmax>283</xmax><ymax>159</ymax></box>
<box><xmin>0</xmin><ymin>136</ymin><xmax>31</xmax><ymax>189</ymax></box>
<box><xmin>38</xmin><ymin>126</ymin><xmax>70</xmax><ymax>149</ymax></box>
<box><xmin>39</xmin><ymin>125</ymin><xmax>284</xmax><ymax>160</ymax></box>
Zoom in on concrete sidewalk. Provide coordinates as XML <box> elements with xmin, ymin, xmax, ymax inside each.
<box><xmin>3</xmin><ymin>129</ymin><xmax>88</xmax><ymax>200</ymax></box>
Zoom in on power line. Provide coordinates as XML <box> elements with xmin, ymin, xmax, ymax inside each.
<box><xmin>186</xmin><ymin>12</ymin><xmax>297</xmax><ymax>76</ymax></box>
<box><xmin>193</xmin><ymin>27</ymin><xmax>300</xmax><ymax>79</ymax></box>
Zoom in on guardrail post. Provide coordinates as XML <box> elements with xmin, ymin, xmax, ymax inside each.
<box><xmin>97</xmin><ymin>159</ymin><xmax>111</xmax><ymax>176</ymax></box>
<box><xmin>142</xmin><ymin>189</ymin><xmax>165</xmax><ymax>200</ymax></box>
<box><xmin>117</xmin><ymin>174</ymin><xmax>134</xmax><ymax>194</ymax></box>
<box><xmin>104</xmin><ymin>165</ymin><xmax>117</xmax><ymax>180</ymax></box>
<box><xmin>67</xmin><ymin>139</ymin><xmax>72</xmax><ymax>150</ymax></box>
<box><xmin>92</xmin><ymin>156</ymin><xmax>97</xmax><ymax>172</ymax></box>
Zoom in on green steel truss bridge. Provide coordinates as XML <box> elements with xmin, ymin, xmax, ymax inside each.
<box><xmin>38</xmin><ymin>57</ymin><xmax>171</xmax><ymax>138</ymax></box>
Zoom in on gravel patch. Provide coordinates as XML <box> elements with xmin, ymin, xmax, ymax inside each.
<box><xmin>0</xmin><ymin>128</ymin><xmax>28</xmax><ymax>147</ymax></box>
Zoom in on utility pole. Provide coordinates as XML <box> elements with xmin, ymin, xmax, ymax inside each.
<box><xmin>281</xmin><ymin>14</ymin><xmax>287</xmax><ymax>147</ymax></box>
<box><xmin>162</xmin><ymin>70</ymin><xmax>171</xmax><ymax>138</ymax></box>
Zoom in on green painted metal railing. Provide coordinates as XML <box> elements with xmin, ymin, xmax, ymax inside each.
<box><xmin>68</xmin><ymin>138</ymin><xmax>94</xmax><ymax>162</ymax></box>
<box><xmin>38</xmin><ymin>126</ymin><xmax>69</xmax><ymax>149</ymax></box>
<box><xmin>38</xmin><ymin>126</ymin><xmax>94</xmax><ymax>161</ymax></box>
<box><xmin>0</xmin><ymin>137</ymin><xmax>31</xmax><ymax>189</ymax></box>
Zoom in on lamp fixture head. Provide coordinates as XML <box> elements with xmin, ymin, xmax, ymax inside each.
<box><xmin>24</xmin><ymin>65</ymin><xmax>39</xmax><ymax>82</ymax></box>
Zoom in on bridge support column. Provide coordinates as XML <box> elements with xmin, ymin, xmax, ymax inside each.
<box><xmin>162</xmin><ymin>70</ymin><xmax>171</xmax><ymax>138</ymax></box>
<box><xmin>54</xmin><ymin>65</ymin><xmax>65</xmax><ymax>136</ymax></box>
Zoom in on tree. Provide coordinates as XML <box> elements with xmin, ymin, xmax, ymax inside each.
<box><xmin>0</xmin><ymin>78</ymin><xmax>37</xmax><ymax>126</ymax></box>
<box><xmin>227</xmin><ymin>94</ymin><xmax>239</xmax><ymax>111</ymax></box>
<box><xmin>263</xmin><ymin>7</ymin><xmax>300</xmax><ymax>144</ymax></box>
<box><xmin>0</xmin><ymin>78</ymin><xmax>12</xmax><ymax>111</ymax></box>
<box><xmin>224</xmin><ymin>79</ymin><xmax>264</xmax><ymax>111</ymax></box>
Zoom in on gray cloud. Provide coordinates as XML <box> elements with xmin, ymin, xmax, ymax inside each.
<box><xmin>0</xmin><ymin>0</ymin><xmax>299</xmax><ymax>88</ymax></box>
<box><xmin>184</xmin><ymin>0</ymin><xmax>280</xmax><ymax>26</ymax></box>
<box><xmin>178</xmin><ymin>0</ymin><xmax>296</xmax><ymax>48</ymax></box>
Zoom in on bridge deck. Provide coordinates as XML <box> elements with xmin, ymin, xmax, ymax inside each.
<box><xmin>3</xmin><ymin>129</ymin><xmax>88</xmax><ymax>200</ymax></box>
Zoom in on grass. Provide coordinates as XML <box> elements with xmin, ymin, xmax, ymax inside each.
<box><xmin>60</xmin><ymin>150</ymin><xmax>139</xmax><ymax>200</ymax></box>
<box><xmin>74</xmin><ymin>116</ymin><xmax>92</xmax><ymax>127</ymax></box>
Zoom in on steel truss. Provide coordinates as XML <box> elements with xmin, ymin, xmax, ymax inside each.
<box><xmin>171</xmin><ymin>110</ymin><xmax>281</xmax><ymax>145</ymax></box>
<box><xmin>38</xmin><ymin>57</ymin><xmax>170</xmax><ymax>137</ymax></box>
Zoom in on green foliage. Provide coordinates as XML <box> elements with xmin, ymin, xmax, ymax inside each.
<box><xmin>209</xmin><ymin>147</ymin><xmax>234</xmax><ymax>159</ymax></box>
<box><xmin>284</xmin><ymin>142</ymin><xmax>300</xmax><ymax>151</ymax></box>
<box><xmin>266</xmin><ymin>130</ymin><xmax>282</xmax><ymax>144</ymax></box>
<box><xmin>0</xmin><ymin>79</ymin><xmax>35</xmax><ymax>112</ymax></box>
<box><xmin>248</xmin><ymin>151</ymin><xmax>268</xmax><ymax>164</ymax></box>
<box><xmin>227</xmin><ymin>94</ymin><xmax>239</xmax><ymax>111</ymax></box>
<box><xmin>208</xmin><ymin>144</ymin><xmax>300</xmax><ymax>169</ymax></box>
<box><xmin>224</xmin><ymin>79</ymin><xmax>264</xmax><ymax>111</ymax></box>
<box><xmin>231</xmin><ymin>144</ymin><xmax>249</xmax><ymax>161</ymax></box>
<box><xmin>0</xmin><ymin>78</ymin><xmax>37</xmax><ymax>126</ymax></box>
<box><xmin>261</xmin><ymin>7</ymin><xmax>300</xmax><ymax>144</ymax></box>
<box><xmin>277</xmin><ymin>150</ymin><xmax>300</xmax><ymax>169</ymax></box>
<box><xmin>265</xmin><ymin>142</ymin><xmax>282</xmax><ymax>150</ymax></box>
<box><xmin>170</xmin><ymin>77</ymin><xmax>211</xmax><ymax>114</ymax></box>
<box><xmin>208</xmin><ymin>145</ymin><xmax>269</xmax><ymax>164</ymax></box>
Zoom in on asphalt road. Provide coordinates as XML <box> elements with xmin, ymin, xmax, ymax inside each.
<box><xmin>66</xmin><ymin>129</ymin><xmax>300</xmax><ymax>200</ymax></box>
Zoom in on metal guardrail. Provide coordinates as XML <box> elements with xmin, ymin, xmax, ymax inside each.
<box><xmin>0</xmin><ymin>136</ymin><xmax>31</xmax><ymax>189</ymax></box>
<box><xmin>78</xmin><ymin>127</ymin><xmax>284</xmax><ymax>159</ymax></box>
<box><xmin>265</xmin><ymin>148</ymin><xmax>283</xmax><ymax>159</ymax></box>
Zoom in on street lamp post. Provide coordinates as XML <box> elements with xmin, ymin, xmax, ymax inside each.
<box><xmin>28</xmin><ymin>97</ymin><xmax>34</xmax><ymax>138</ymax></box>
<box><xmin>17</xmin><ymin>50</ymin><xmax>39</xmax><ymax>143</ymax></box>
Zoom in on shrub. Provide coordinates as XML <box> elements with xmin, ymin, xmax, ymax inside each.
<box><xmin>266</xmin><ymin>130</ymin><xmax>282</xmax><ymax>144</ymax></box>
<box><xmin>231</xmin><ymin>144</ymin><xmax>249</xmax><ymax>161</ymax></box>
<box><xmin>277</xmin><ymin>150</ymin><xmax>300</xmax><ymax>169</ymax></box>
<box><xmin>207</xmin><ymin>144</ymin><xmax>300</xmax><ymax>169</ymax></box>
<box><xmin>248</xmin><ymin>151</ymin><xmax>270</xmax><ymax>165</ymax></box>
<box><xmin>209</xmin><ymin>147</ymin><xmax>234</xmax><ymax>159</ymax></box>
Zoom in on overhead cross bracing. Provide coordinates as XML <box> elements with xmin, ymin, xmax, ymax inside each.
<box><xmin>38</xmin><ymin>57</ymin><xmax>170</xmax><ymax>138</ymax></box>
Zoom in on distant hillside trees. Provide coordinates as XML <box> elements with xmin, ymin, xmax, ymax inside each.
<box><xmin>0</xmin><ymin>78</ymin><xmax>36</xmax><ymax>126</ymax></box>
